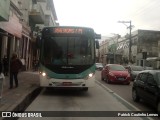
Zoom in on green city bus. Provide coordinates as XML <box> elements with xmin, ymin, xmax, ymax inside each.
<box><xmin>37</xmin><ymin>26</ymin><xmax>100</xmax><ymax>91</ymax></box>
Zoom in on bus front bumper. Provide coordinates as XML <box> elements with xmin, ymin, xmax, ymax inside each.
<box><xmin>40</xmin><ymin>77</ymin><xmax>95</xmax><ymax>88</ymax></box>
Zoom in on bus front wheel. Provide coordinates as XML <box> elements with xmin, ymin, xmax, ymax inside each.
<box><xmin>83</xmin><ymin>87</ymin><xmax>88</xmax><ymax>91</ymax></box>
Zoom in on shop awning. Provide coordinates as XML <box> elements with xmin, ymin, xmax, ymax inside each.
<box><xmin>146</xmin><ymin>57</ymin><xmax>160</xmax><ymax>61</ymax></box>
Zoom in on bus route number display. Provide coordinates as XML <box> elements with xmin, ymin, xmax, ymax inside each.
<box><xmin>53</xmin><ymin>28</ymin><xmax>83</xmax><ymax>34</ymax></box>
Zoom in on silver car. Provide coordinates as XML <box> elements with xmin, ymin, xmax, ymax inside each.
<box><xmin>95</xmin><ymin>63</ymin><xmax>103</xmax><ymax>70</ymax></box>
<box><xmin>125</xmin><ymin>65</ymin><xmax>144</xmax><ymax>81</ymax></box>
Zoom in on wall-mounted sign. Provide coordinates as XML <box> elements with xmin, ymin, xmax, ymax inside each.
<box><xmin>0</xmin><ymin>12</ymin><xmax>22</xmax><ymax>38</ymax></box>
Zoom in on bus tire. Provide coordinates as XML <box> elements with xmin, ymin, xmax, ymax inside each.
<box><xmin>101</xmin><ymin>76</ymin><xmax>104</xmax><ymax>81</ymax></box>
<box><xmin>83</xmin><ymin>87</ymin><xmax>88</xmax><ymax>91</ymax></box>
<box><xmin>106</xmin><ymin>77</ymin><xmax>111</xmax><ymax>84</ymax></box>
<box><xmin>157</xmin><ymin>102</ymin><xmax>160</xmax><ymax>114</ymax></box>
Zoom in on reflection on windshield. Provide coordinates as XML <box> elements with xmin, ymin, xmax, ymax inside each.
<box><xmin>109</xmin><ymin>65</ymin><xmax>126</xmax><ymax>71</ymax></box>
<box><xmin>43</xmin><ymin>36</ymin><xmax>94</xmax><ymax>65</ymax></box>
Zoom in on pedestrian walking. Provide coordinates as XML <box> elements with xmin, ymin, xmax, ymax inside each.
<box><xmin>0</xmin><ymin>59</ymin><xmax>5</xmax><ymax>84</ymax></box>
<box><xmin>33</xmin><ymin>60</ymin><xmax>39</xmax><ymax>71</ymax></box>
<box><xmin>2</xmin><ymin>55</ymin><xmax>9</xmax><ymax>76</ymax></box>
<box><xmin>0</xmin><ymin>60</ymin><xmax>2</xmax><ymax>74</ymax></box>
<box><xmin>32</xmin><ymin>60</ymin><xmax>36</xmax><ymax>71</ymax></box>
<box><xmin>0</xmin><ymin>60</ymin><xmax>5</xmax><ymax>99</ymax></box>
<box><xmin>9</xmin><ymin>53</ymin><xmax>22</xmax><ymax>89</ymax></box>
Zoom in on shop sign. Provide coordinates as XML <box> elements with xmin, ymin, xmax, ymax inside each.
<box><xmin>0</xmin><ymin>12</ymin><xmax>22</xmax><ymax>38</ymax></box>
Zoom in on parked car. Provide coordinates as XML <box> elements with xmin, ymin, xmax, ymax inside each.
<box><xmin>95</xmin><ymin>63</ymin><xmax>103</xmax><ymax>70</ymax></box>
<box><xmin>144</xmin><ymin>66</ymin><xmax>154</xmax><ymax>70</ymax></box>
<box><xmin>124</xmin><ymin>65</ymin><xmax>144</xmax><ymax>81</ymax></box>
<box><xmin>101</xmin><ymin>64</ymin><xmax>131</xmax><ymax>85</ymax></box>
<box><xmin>132</xmin><ymin>70</ymin><xmax>160</xmax><ymax>113</ymax></box>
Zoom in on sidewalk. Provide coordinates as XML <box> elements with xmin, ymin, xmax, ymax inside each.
<box><xmin>0</xmin><ymin>71</ymin><xmax>41</xmax><ymax>114</ymax></box>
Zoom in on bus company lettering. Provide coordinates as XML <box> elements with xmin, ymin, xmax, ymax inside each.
<box><xmin>11</xmin><ymin>112</ymin><xmax>42</xmax><ymax>117</ymax></box>
<box><xmin>54</xmin><ymin>28</ymin><xmax>83</xmax><ymax>34</ymax></box>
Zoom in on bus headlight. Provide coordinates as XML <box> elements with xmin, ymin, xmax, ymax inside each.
<box><xmin>42</xmin><ymin>72</ymin><xmax>46</xmax><ymax>77</ymax></box>
<box><xmin>89</xmin><ymin>73</ymin><xmax>93</xmax><ymax>78</ymax></box>
<box><xmin>85</xmin><ymin>73</ymin><xmax>94</xmax><ymax>80</ymax></box>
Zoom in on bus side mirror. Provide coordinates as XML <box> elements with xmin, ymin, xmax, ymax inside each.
<box><xmin>96</xmin><ymin>41</ymin><xmax>99</xmax><ymax>49</ymax></box>
<box><xmin>95</xmin><ymin>34</ymin><xmax>101</xmax><ymax>39</ymax></box>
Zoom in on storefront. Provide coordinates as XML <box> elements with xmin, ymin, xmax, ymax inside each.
<box><xmin>0</xmin><ymin>8</ymin><xmax>22</xmax><ymax>66</ymax></box>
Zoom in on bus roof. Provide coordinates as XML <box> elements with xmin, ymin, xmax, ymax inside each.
<box><xmin>42</xmin><ymin>26</ymin><xmax>94</xmax><ymax>30</ymax></box>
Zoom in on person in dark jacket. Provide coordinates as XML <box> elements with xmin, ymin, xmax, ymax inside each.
<box><xmin>9</xmin><ymin>53</ymin><xmax>22</xmax><ymax>89</ymax></box>
<box><xmin>3</xmin><ymin>55</ymin><xmax>9</xmax><ymax>76</ymax></box>
<box><xmin>0</xmin><ymin>60</ymin><xmax>2</xmax><ymax>74</ymax></box>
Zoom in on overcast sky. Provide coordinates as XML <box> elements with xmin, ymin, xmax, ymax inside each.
<box><xmin>53</xmin><ymin>0</ymin><xmax>160</xmax><ymax>36</ymax></box>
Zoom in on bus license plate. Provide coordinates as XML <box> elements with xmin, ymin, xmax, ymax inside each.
<box><xmin>62</xmin><ymin>82</ymin><xmax>72</xmax><ymax>86</ymax></box>
<box><xmin>118</xmin><ymin>78</ymin><xmax>124</xmax><ymax>80</ymax></box>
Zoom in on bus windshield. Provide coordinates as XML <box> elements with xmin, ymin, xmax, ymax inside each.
<box><xmin>43</xmin><ymin>36</ymin><xmax>95</xmax><ymax>66</ymax></box>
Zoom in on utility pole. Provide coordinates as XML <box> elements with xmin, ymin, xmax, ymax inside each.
<box><xmin>118</xmin><ymin>20</ymin><xmax>133</xmax><ymax>63</ymax></box>
<box><xmin>111</xmin><ymin>34</ymin><xmax>120</xmax><ymax>64</ymax></box>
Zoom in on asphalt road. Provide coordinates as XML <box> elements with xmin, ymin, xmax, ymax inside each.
<box><xmin>95</xmin><ymin>71</ymin><xmax>155</xmax><ymax>111</ymax></box>
<box><xmin>18</xmin><ymin>76</ymin><xmax>149</xmax><ymax>120</ymax></box>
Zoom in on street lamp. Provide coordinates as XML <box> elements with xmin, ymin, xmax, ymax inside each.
<box><xmin>118</xmin><ymin>21</ymin><xmax>133</xmax><ymax>63</ymax></box>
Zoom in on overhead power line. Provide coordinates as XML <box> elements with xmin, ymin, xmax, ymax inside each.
<box><xmin>118</xmin><ymin>21</ymin><xmax>133</xmax><ymax>62</ymax></box>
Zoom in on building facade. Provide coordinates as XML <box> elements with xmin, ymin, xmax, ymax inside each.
<box><xmin>99</xmin><ymin>35</ymin><xmax>120</xmax><ymax>65</ymax></box>
<box><xmin>0</xmin><ymin>0</ymin><xmax>58</xmax><ymax>71</ymax></box>
<box><xmin>99</xmin><ymin>29</ymin><xmax>160</xmax><ymax>69</ymax></box>
<box><xmin>0</xmin><ymin>0</ymin><xmax>23</xmax><ymax>68</ymax></box>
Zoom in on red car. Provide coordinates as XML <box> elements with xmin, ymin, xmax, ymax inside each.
<box><xmin>101</xmin><ymin>64</ymin><xmax>131</xmax><ymax>85</ymax></box>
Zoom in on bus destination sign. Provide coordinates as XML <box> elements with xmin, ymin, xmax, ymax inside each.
<box><xmin>53</xmin><ymin>28</ymin><xmax>83</xmax><ymax>34</ymax></box>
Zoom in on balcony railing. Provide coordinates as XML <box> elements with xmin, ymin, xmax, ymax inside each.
<box><xmin>36</xmin><ymin>0</ymin><xmax>46</xmax><ymax>2</ymax></box>
<box><xmin>29</xmin><ymin>4</ymin><xmax>45</xmax><ymax>24</ymax></box>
